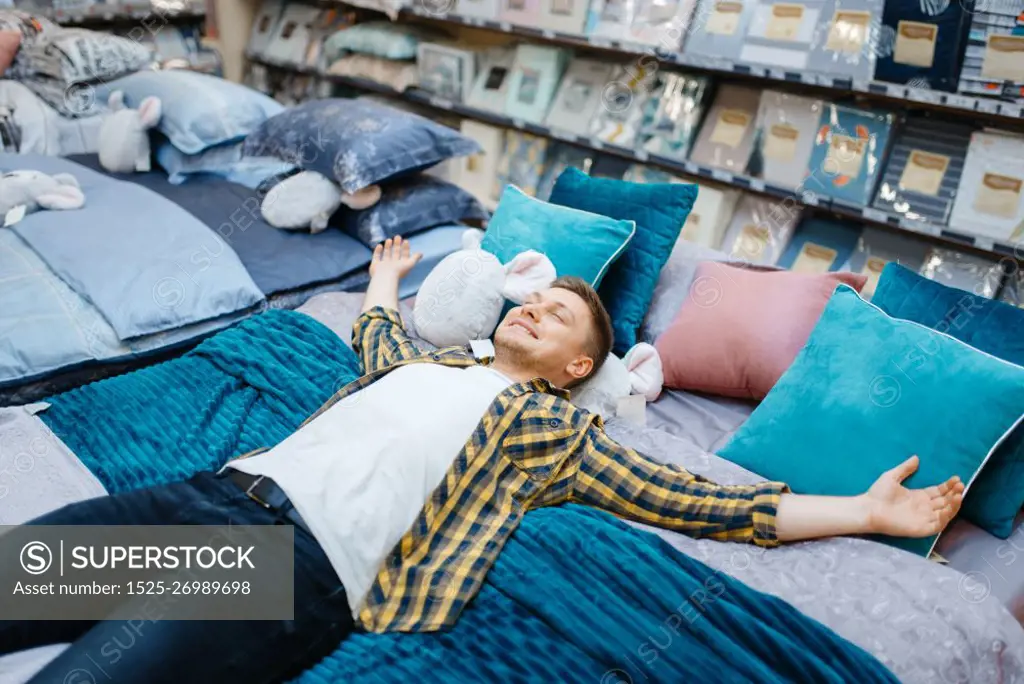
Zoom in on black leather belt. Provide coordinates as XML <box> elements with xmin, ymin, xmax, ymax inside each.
<box><xmin>224</xmin><ymin>469</ymin><xmax>311</xmax><ymax>536</ymax></box>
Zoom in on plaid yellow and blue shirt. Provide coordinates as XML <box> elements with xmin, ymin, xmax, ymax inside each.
<box><xmin>293</xmin><ymin>306</ymin><xmax>788</xmax><ymax>634</ymax></box>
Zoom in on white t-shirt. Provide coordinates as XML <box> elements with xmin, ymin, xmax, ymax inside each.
<box><xmin>229</xmin><ymin>363</ymin><xmax>513</xmax><ymax>616</ymax></box>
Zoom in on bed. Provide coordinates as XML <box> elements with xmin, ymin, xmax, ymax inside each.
<box><xmin>0</xmin><ymin>298</ymin><xmax>1020</xmax><ymax>683</ymax></box>
<box><xmin>0</xmin><ymin>153</ymin><xmax>466</xmax><ymax>405</ymax></box>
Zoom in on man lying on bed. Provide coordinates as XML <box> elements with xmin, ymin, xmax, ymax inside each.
<box><xmin>3</xmin><ymin>236</ymin><xmax>965</xmax><ymax>684</ymax></box>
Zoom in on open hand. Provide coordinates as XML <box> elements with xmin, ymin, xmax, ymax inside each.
<box><xmin>865</xmin><ymin>456</ymin><xmax>964</xmax><ymax>538</ymax></box>
<box><xmin>369</xmin><ymin>236</ymin><xmax>422</xmax><ymax>281</ymax></box>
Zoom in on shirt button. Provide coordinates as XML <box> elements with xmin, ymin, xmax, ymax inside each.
<box><xmin>548</xmin><ymin>418</ymin><xmax>561</xmax><ymax>428</ymax></box>
<box><xmin>430</xmin><ymin>353</ymin><xmax>441</xmax><ymax>361</ymax></box>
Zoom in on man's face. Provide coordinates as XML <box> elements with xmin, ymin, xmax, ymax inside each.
<box><xmin>493</xmin><ymin>287</ymin><xmax>595</xmax><ymax>386</ymax></box>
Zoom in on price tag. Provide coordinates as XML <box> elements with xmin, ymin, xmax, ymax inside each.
<box><xmin>974</xmin><ymin>237</ymin><xmax>995</xmax><ymax>251</ymax></box>
<box><xmin>590</xmin><ymin>137</ymin><xmax>605</xmax><ymax>149</ymax></box>
<box><xmin>711</xmin><ymin>168</ymin><xmax>733</xmax><ymax>183</ymax></box>
<box><xmin>861</xmin><ymin>207</ymin><xmax>889</xmax><ymax>223</ymax></box>
<box><xmin>768</xmin><ymin>68</ymin><xmax>786</xmax><ymax>81</ymax></box>
<box><xmin>512</xmin><ymin>118</ymin><xmax>525</xmax><ymax>129</ymax></box>
<box><xmin>429</xmin><ymin>96</ymin><xmax>453</xmax><ymax>110</ymax></box>
<box><xmin>944</xmin><ymin>94</ymin><xmax>974</xmax><ymax>110</ymax></box>
<box><xmin>748</xmin><ymin>178</ymin><xmax>766</xmax><ymax>192</ymax></box>
<box><xmin>907</xmin><ymin>88</ymin><xmax>941</xmax><ymax>104</ymax></box>
<box><xmin>635</xmin><ymin>149</ymin><xmax>649</xmax><ymax>162</ymax></box>
<box><xmin>541</xmin><ymin>29</ymin><xmax>555</xmax><ymax>39</ymax></box>
<box><xmin>977</xmin><ymin>99</ymin><xmax>999</xmax><ymax>114</ymax></box>
<box><xmin>902</xmin><ymin>218</ymin><xmax>938</xmax><ymax>236</ymax></box>
<box><xmin>499</xmin><ymin>21</ymin><xmax>512</xmax><ymax>32</ymax></box>
<box><xmin>1001</xmin><ymin>103</ymin><xmax>1023</xmax><ymax>119</ymax></box>
<box><xmin>683</xmin><ymin>161</ymin><xmax>699</xmax><ymax>175</ymax></box>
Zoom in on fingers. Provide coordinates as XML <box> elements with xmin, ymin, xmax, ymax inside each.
<box><xmin>372</xmin><ymin>242</ymin><xmax>383</xmax><ymax>261</ymax></box>
<box><xmin>888</xmin><ymin>455</ymin><xmax>919</xmax><ymax>483</ymax></box>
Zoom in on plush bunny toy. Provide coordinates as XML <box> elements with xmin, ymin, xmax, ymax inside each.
<box><xmin>412</xmin><ymin>229</ymin><xmax>663</xmax><ymax>419</ymax></box>
<box><xmin>261</xmin><ymin>170</ymin><xmax>382</xmax><ymax>233</ymax></box>
<box><xmin>0</xmin><ymin>170</ymin><xmax>85</xmax><ymax>220</ymax></box>
<box><xmin>98</xmin><ymin>91</ymin><xmax>162</xmax><ymax>173</ymax></box>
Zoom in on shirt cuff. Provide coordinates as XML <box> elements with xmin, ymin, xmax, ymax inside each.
<box><xmin>750</xmin><ymin>481</ymin><xmax>790</xmax><ymax>548</ymax></box>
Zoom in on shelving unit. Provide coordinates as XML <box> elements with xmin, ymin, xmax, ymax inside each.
<box><xmin>248</xmin><ymin>52</ymin><xmax>1024</xmax><ymax>264</ymax></box>
<box><xmin>40</xmin><ymin>4</ymin><xmax>205</xmax><ymax>26</ymax></box>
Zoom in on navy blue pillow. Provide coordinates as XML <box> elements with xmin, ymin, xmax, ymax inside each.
<box><xmin>336</xmin><ymin>176</ymin><xmax>489</xmax><ymax>247</ymax></box>
<box><xmin>242</xmin><ymin>99</ymin><xmax>480</xmax><ymax>193</ymax></box>
<box><xmin>548</xmin><ymin>167</ymin><xmax>697</xmax><ymax>354</ymax></box>
<box><xmin>872</xmin><ymin>263</ymin><xmax>1024</xmax><ymax>538</ymax></box>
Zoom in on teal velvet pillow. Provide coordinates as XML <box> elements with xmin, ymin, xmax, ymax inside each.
<box><xmin>718</xmin><ymin>285</ymin><xmax>1024</xmax><ymax>557</ymax></box>
<box><xmin>872</xmin><ymin>263</ymin><xmax>1024</xmax><ymax>538</ymax></box>
<box><xmin>480</xmin><ymin>184</ymin><xmax>636</xmax><ymax>289</ymax></box>
<box><xmin>548</xmin><ymin>167</ymin><xmax>697</xmax><ymax>354</ymax></box>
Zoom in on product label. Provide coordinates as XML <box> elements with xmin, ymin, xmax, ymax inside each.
<box><xmin>681</xmin><ymin>212</ymin><xmax>702</xmax><ymax>242</ymax></box>
<box><xmin>708</xmin><ymin>109</ymin><xmax>751</xmax><ymax>148</ymax></box>
<box><xmin>893</xmin><ymin>21</ymin><xmax>937</xmax><ymax>68</ymax></box>
<box><xmin>763</xmin><ymin>123</ymin><xmax>799</xmax><ymax>161</ymax></box>
<box><xmin>706</xmin><ymin>0</ymin><xmax>743</xmax><ymax>35</ymax></box>
<box><xmin>973</xmin><ymin>172</ymin><xmax>1023</xmax><ymax>219</ymax></box>
<box><xmin>825</xmin><ymin>10</ymin><xmax>871</xmax><ymax>54</ymax></box>
<box><xmin>765</xmin><ymin>3</ymin><xmax>805</xmax><ymax>42</ymax></box>
<box><xmin>898</xmin><ymin>149</ymin><xmax>949</xmax><ymax>196</ymax></box>
<box><xmin>732</xmin><ymin>223</ymin><xmax>771</xmax><ymax>261</ymax></box>
<box><xmin>791</xmin><ymin>242</ymin><xmax>838</xmax><ymax>273</ymax></box>
<box><xmin>861</xmin><ymin>256</ymin><xmax>888</xmax><ymax>297</ymax></box>
<box><xmin>982</xmin><ymin>35</ymin><xmax>1024</xmax><ymax>83</ymax></box>
<box><xmin>825</xmin><ymin>134</ymin><xmax>866</xmax><ymax>179</ymax></box>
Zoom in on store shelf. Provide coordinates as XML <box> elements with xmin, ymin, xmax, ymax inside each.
<box><xmin>248</xmin><ymin>54</ymin><xmax>1024</xmax><ymax>263</ymax></box>
<box><xmin>42</xmin><ymin>4</ymin><xmax>206</xmax><ymax>26</ymax></box>
<box><xmin>396</xmin><ymin>5</ymin><xmax>1024</xmax><ymax>124</ymax></box>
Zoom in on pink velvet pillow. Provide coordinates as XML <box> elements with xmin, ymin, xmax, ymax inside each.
<box><xmin>655</xmin><ymin>262</ymin><xmax>867</xmax><ymax>399</ymax></box>
<box><xmin>0</xmin><ymin>31</ymin><xmax>21</xmax><ymax>75</ymax></box>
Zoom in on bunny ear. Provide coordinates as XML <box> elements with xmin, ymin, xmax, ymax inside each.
<box><xmin>36</xmin><ymin>185</ymin><xmax>85</xmax><ymax>211</ymax></box>
<box><xmin>107</xmin><ymin>90</ymin><xmax>125</xmax><ymax>111</ymax></box>
<box><xmin>461</xmin><ymin>228</ymin><xmax>485</xmax><ymax>250</ymax></box>
<box><xmin>137</xmin><ymin>96</ymin><xmax>162</xmax><ymax>128</ymax></box>
<box><xmin>623</xmin><ymin>343</ymin><xmax>663</xmax><ymax>402</ymax></box>
<box><xmin>501</xmin><ymin>251</ymin><xmax>556</xmax><ymax>303</ymax></box>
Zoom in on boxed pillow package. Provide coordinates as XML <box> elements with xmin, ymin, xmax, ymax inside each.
<box><xmin>97</xmin><ymin>70</ymin><xmax>284</xmax><ymax>154</ymax></box>
<box><xmin>680</xmin><ymin>0</ymin><xmax>756</xmax><ymax>64</ymax></box>
<box><xmin>587</xmin><ymin>0</ymin><xmax>698</xmax><ymax>48</ymax></box>
<box><xmin>872</xmin><ymin>115</ymin><xmax>974</xmax><ymax>226</ymax></box>
<box><xmin>873</xmin><ymin>0</ymin><xmax>972</xmax><ymax>91</ymax></box>
<box><xmin>956</xmin><ymin>6</ymin><xmax>1024</xmax><ymax>103</ymax></box>
<box><xmin>539</xmin><ymin>0</ymin><xmax>591</xmax><ymax>34</ymax></box>
<box><xmin>467</xmin><ymin>47</ymin><xmax>516</xmax><ymax>113</ymax></box>
<box><xmin>736</xmin><ymin>0</ymin><xmax>824</xmax><ymax>73</ymax></box>
<box><xmin>679</xmin><ymin>181</ymin><xmax>741</xmax><ymax>249</ymax></box>
<box><xmin>637</xmin><ymin>72</ymin><xmax>711</xmax><ymax>161</ymax></box>
<box><xmin>920</xmin><ymin>248</ymin><xmax>1003</xmax><ymax>299</ymax></box>
<box><xmin>588</xmin><ymin>62</ymin><xmax>657</xmax><ymax>147</ymax></box>
<box><xmin>842</xmin><ymin>227</ymin><xmax>931</xmax><ymax>297</ymax></box>
<box><xmin>718</xmin><ymin>284</ymin><xmax>1024</xmax><ymax>557</ymax></box>
<box><xmin>687</xmin><ymin>83</ymin><xmax>760</xmax><ymax>174</ymax></box>
<box><xmin>776</xmin><ymin>216</ymin><xmax>863</xmax><ymax>274</ymax></box>
<box><xmin>480</xmin><ymin>184</ymin><xmax>636</xmax><ymax>288</ymax></box>
<box><xmin>748</xmin><ymin>90</ymin><xmax>822</xmax><ymax>192</ymax></box>
<box><xmin>948</xmin><ymin>130</ymin><xmax>1024</xmax><ymax>243</ymax></box>
<box><xmin>549</xmin><ymin>167</ymin><xmax>697</xmax><ymax>353</ymax></box>
<box><xmin>456</xmin><ymin>0</ymin><xmax>502</xmax><ymax>19</ymax></box>
<box><xmin>247</xmin><ymin>0</ymin><xmax>283</xmax><ymax>57</ymax></box>
<box><xmin>718</xmin><ymin>193</ymin><xmax>798</xmax><ymax>265</ymax></box>
<box><xmin>803</xmin><ymin>103</ymin><xmax>897</xmax><ymax>208</ymax></box>
<box><xmin>453</xmin><ymin>120</ymin><xmax>504</xmax><ymax>207</ymax></box>
<box><xmin>504</xmin><ymin>44</ymin><xmax>571</xmax><ymax>123</ymax></box>
<box><xmin>871</xmin><ymin>262</ymin><xmax>1024</xmax><ymax>538</ymax></box>
<box><xmin>261</xmin><ymin>3</ymin><xmax>321</xmax><ymax>65</ymax></box>
<box><xmin>338</xmin><ymin>176</ymin><xmax>489</xmax><ymax>247</ymax></box>
<box><xmin>417</xmin><ymin>42</ymin><xmax>478</xmax><ymax>103</ymax></box>
<box><xmin>808</xmin><ymin>0</ymin><xmax>883</xmax><ymax>83</ymax></box>
<box><xmin>655</xmin><ymin>264</ymin><xmax>867</xmax><ymax>398</ymax></box>
<box><xmin>495</xmin><ymin>130</ymin><xmax>550</xmax><ymax>198</ymax></box>
<box><xmin>500</xmin><ymin>0</ymin><xmax>543</xmax><ymax>27</ymax></box>
<box><xmin>536</xmin><ymin>143</ymin><xmax>596</xmax><ymax>200</ymax></box>
<box><xmin>242</xmin><ymin>99</ymin><xmax>480</xmax><ymax>193</ymax></box>
<box><xmin>545</xmin><ymin>58</ymin><xmax>614</xmax><ymax>134</ymax></box>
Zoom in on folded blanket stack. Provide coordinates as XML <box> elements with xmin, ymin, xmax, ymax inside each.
<box><xmin>40</xmin><ymin>309</ymin><xmax>361</xmax><ymax>493</ymax></box>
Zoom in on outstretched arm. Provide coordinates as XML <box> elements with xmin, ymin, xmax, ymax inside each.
<box><xmin>775</xmin><ymin>456</ymin><xmax>963</xmax><ymax>542</ymax></box>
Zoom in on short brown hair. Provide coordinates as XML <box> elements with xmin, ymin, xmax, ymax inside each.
<box><xmin>551</xmin><ymin>275</ymin><xmax>613</xmax><ymax>388</ymax></box>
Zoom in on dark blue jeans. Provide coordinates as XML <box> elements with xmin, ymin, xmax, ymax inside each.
<box><xmin>0</xmin><ymin>471</ymin><xmax>354</xmax><ymax>684</ymax></box>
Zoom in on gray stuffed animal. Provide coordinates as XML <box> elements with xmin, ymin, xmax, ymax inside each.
<box><xmin>98</xmin><ymin>91</ymin><xmax>162</xmax><ymax>173</ymax></box>
<box><xmin>0</xmin><ymin>170</ymin><xmax>85</xmax><ymax>221</ymax></box>
<box><xmin>261</xmin><ymin>170</ymin><xmax>382</xmax><ymax>233</ymax></box>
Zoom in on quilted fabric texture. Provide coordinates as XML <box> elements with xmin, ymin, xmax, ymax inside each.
<box><xmin>297</xmin><ymin>505</ymin><xmax>897</xmax><ymax>684</ymax></box>
<box><xmin>548</xmin><ymin>168</ymin><xmax>697</xmax><ymax>354</ymax></box>
<box><xmin>42</xmin><ymin>310</ymin><xmax>361</xmax><ymax>493</ymax></box>
<box><xmin>872</xmin><ymin>263</ymin><xmax>1024</xmax><ymax>538</ymax></box>
<box><xmin>719</xmin><ymin>285</ymin><xmax>1024</xmax><ymax>557</ymax></box>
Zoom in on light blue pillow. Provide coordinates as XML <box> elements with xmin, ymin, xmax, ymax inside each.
<box><xmin>95</xmin><ymin>71</ymin><xmax>284</xmax><ymax>154</ymax></box>
<box><xmin>480</xmin><ymin>185</ymin><xmax>635</xmax><ymax>289</ymax></box>
<box><xmin>323</xmin><ymin>22</ymin><xmax>443</xmax><ymax>61</ymax></box>
<box><xmin>719</xmin><ymin>285</ymin><xmax>1024</xmax><ymax>558</ymax></box>
<box><xmin>548</xmin><ymin>168</ymin><xmax>696</xmax><ymax>355</ymax></box>
<box><xmin>338</xmin><ymin>176</ymin><xmax>489</xmax><ymax>247</ymax></box>
<box><xmin>156</xmin><ymin>140</ymin><xmax>296</xmax><ymax>189</ymax></box>
<box><xmin>242</xmin><ymin>99</ymin><xmax>480</xmax><ymax>194</ymax></box>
